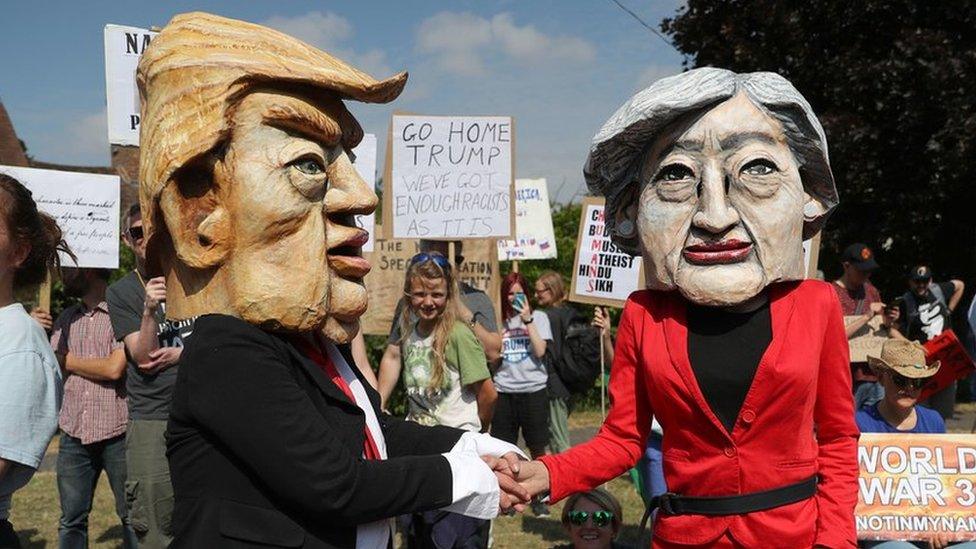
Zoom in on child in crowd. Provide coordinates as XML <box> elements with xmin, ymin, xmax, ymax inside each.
<box><xmin>396</xmin><ymin>252</ymin><xmax>497</xmax><ymax>548</ymax></box>
<box><xmin>0</xmin><ymin>173</ymin><xmax>69</xmax><ymax>548</ymax></box>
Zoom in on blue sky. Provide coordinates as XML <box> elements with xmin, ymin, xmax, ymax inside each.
<box><xmin>0</xmin><ymin>0</ymin><xmax>685</xmax><ymax>203</ymax></box>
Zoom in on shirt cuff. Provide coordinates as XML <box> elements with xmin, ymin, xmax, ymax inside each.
<box><xmin>440</xmin><ymin>452</ymin><xmax>500</xmax><ymax>519</ymax></box>
<box><xmin>450</xmin><ymin>431</ymin><xmax>528</xmax><ymax>460</ymax></box>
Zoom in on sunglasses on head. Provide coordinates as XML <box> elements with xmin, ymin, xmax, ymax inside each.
<box><xmin>567</xmin><ymin>510</ymin><xmax>614</xmax><ymax>528</ymax></box>
<box><xmin>128</xmin><ymin>226</ymin><xmax>144</xmax><ymax>241</ymax></box>
<box><xmin>889</xmin><ymin>372</ymin><xmax>926</xmax><ymax>390</ymax></box>
<box><xmin>410</xmin><ymin>252</ymin><xmax>451</xmax><ymax>271</ymax></box>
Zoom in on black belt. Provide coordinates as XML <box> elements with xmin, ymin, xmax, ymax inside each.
<box><xmin>639</xmin><ymin>476</ymin><xmax>818</xmax><ymax>536</ymax></box>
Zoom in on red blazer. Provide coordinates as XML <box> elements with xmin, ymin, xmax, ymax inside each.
<box><xmin>539</xmin><ymin>280</ymin><xmax>859</xmax><ymax>548</ymax></box>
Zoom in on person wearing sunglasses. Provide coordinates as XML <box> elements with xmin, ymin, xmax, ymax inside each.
<box><xmin>856</xmin><ymin>339</ymin><xmax>944</xmax><ymax>435</ymax></box>
<box><xmin>553</xmin><ymin>488</ymin><xmax>626</xmax><ymax>549</ymax></box>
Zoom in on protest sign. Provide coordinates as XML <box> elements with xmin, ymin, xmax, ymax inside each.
<box><xmin>351</xmin><ymin>133</ymin><xmax>377</xmax><ymax>252</ymax></box>
<box><xmin>360</xmin><ymin>227</ymin><xmax>500</xmax><ymax>336</ymax></box>
<box><xmin>856</xmin><ymin>433</ymin><xmax>976</xmax><ymax>542</ymax></box>
<box><xmin>104</xmin><ymin>24</ymin><xmax>157</xmax><ymax>146</ymax></box>
<box><xmin>0</xmin><ymin>165</ymin><xmax>120</xmax><ymax>269</ymax></box>
<box><xmin>920</xmin><ymin>330</ymin><xmax>976</xmax><ymax>400</ymax></box>
<box><xmin>845</xmin><ymin>315</ymin><xmax>891</xmax><ymax>363</ymax></box>
<box><xmin>384</xmin><ymin>114</ymin><xmax>515</xmax><ymax>240</ymax></box>
<box><xmin>496</xmin><ymin>178</ymin><xmax>557</xmax><ymax>261</ymax></box>
<box><xmin>569</xmin><ymin>197</ymin><xmax>643</xmax><ymax>308</ymax></box>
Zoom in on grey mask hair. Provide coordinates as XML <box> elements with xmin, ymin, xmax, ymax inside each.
<box><xmin>583</xmin><ymin>67</ymin><xmax>837</xmax><ymax>255</ymax></box>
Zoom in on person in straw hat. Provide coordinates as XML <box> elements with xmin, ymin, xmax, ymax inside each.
<box><xmin>137</xmin><ymin>12</ymin><xmax>530</xmax><ymax>549</ymax></box>
<box><xmin>856</xmin><ymin>339</ymin><xmax>944</xmax><ymax>435</ymax></box>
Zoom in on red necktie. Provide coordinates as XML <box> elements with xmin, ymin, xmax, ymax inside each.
<box><xmin>294</xmin><ymin>338</ymin><xmax>381</xmax><ymax>460</ymax></box>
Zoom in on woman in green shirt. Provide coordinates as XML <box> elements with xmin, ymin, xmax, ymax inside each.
<box><xmin>397</xmin><ymin>252</ymin><xmax>497</xmax><ymax>433</ymax></box>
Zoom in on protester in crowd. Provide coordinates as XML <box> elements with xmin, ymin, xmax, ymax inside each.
<box><xmin>832</xmin><ymin>243</ymin><xmax>902</xmax><ymax>409</ymax></box>
<box><xmin>51</xmin><ymin>268</ymin><xmax>137</xmax><ymax>548</ymax></box>
<box><xmin>492</xmin><ymin>272</ymin><xmax>552</xmax><ymax>516</ymax></box>
<box><xmin>551</xmin><ymin>488</ymin><xmax>628</xmax><ymax>549</ymax></box>
<box><xmin>857</xmin><ymin>340</ymin><xmax>976</xmax><ymax>549</ymax></box>
<box><xmin>106</xmin><ymin>203</ymin><xmax>195</xmax><ymax>548</ymax></box>
<box><xmin>379</xmin><ymin>240</ymin><xmax>501</xmax><ymax>410</ymax></box>
<box><xmin>395</xmin><ymin>252</ymin><xmax>497</xmax><ymax>548</ymax></box>
<box><xmin>0</xmin><ymin>173</ymin><xmax>67</xmax><ymax>548</ymax></box>
<box><xmin>899</xmin><ymin>265</ymin><xmax>965</xmax><ymax>419</ymax></box>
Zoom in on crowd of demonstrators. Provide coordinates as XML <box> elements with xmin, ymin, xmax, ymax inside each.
<box><xmin>898</xmin><ymin>265</ymin><xmax>965</xmax><ymax>419</ymax></box>
<box><xmin>393</xmin><ymin>253</ymin><xmax>497</xmax><ymax>548</ymax></box>
<box><xmin>0</xmin><ymin>174</ymin><xmax>68</xmax><ymax>548</ymax></box>
<box><xmin>106</xmin><ymin>203</ymin><xmax>196</xmax><ymax>549</ymax></box>
<box><xmin>551</xmin><ymin>488</ymin><xmax>628</xmax><ymax>549</ymax></box>
<box><xmin>50</xmin><ymin>267</ymin><xmax>136</xmax><ymax>548</ymax></box>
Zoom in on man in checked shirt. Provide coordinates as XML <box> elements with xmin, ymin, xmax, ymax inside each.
<box><xmin>50</xmin><ymin>267</ymin><xmax>138</xmax><ymax>549</ymax></box>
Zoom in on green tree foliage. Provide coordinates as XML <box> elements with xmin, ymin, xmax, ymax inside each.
<box><xmin>661</xmin><ymin>1</ymin><xmax>976</xmax><ymax>299</ymax></box>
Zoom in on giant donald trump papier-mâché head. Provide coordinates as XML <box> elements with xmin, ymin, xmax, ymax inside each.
<box><xmin>586</xmin><ymin>68</ymin><xmax>837</xmax><ymax>307</ymax></box>
<box><xmin>137</xmin><ymin>12</ymin><xmax>406</xmax><ymax>341</ymax></box>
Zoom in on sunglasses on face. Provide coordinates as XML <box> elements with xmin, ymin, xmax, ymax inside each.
<box><xmin>889</xmin><ymin>372</ymin><xmax>926</xmax><ymax>391</ymax></box>
<box><xmin>567</xmin><ymin>510</ymin><xmax>614</xmax><ymax>528</ymax></box>
<box><xmin>128</xmin><ymin>226</ymin><xmax>144</xmax><ymax>241</ymax></box>
<box><xmin>410</xmin><ymin>252</ymin><xmax>451</xmax><ymax>272</ymax></box>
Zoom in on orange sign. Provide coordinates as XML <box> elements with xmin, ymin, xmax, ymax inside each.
<box><xmin>857</xmin><ymin>433</ymin><xmax>976</xmax><ymax>541</ymax></box>
<box><xmin>920</xmin><ymin>330</ymin><xmax>976</xmax><ymax>400</ymax></box>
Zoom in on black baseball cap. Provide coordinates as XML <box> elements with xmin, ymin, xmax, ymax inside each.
<box><xmin>842</xmin><ymin>243</ymin><xmax>879</xmax><ymax>271</ymax></box>
<box><xmin>910</xmin><ymin>265</ymin><xmax>933</xmax><ymax>282</ymax></box>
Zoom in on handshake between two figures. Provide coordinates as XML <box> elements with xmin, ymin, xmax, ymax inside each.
<box><xmin>481</xmin><ymin>454</ymin><xmax>552</xmax><ymax>513</ymax></box>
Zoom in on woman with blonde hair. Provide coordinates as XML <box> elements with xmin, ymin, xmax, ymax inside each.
<box><xmin>396</xmin><ymin>251</ymin><xmax>498</xmax><ymax>547</ymax></box>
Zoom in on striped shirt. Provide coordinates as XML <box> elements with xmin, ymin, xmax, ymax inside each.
<box><xmin>51</xmin><ymin>301</ymin><xmax>127</xmax><ymax>444</ymax></box>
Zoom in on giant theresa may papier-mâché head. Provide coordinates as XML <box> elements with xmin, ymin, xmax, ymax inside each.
<box><xmin>137</xmin><ymin>12</ymin><xmax>406</xmax><ymax>341</ymax></box>
<box><xmin>586</xmin><ymin>68</ymin><xmax>838</xmax><ymax>307</ymax></box>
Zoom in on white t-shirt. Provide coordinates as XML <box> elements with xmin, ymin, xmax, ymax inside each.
<box><xmin>0</xmin><ymin>303</ymin><xmax>62</xmax><ymax>520</ymax></box>
<box><xmin>494</xmin><ymin>311</ymin><xmax>551</xmax><ymax>393</ymax></box>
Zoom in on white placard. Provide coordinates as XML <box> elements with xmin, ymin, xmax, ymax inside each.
<box><xmin>497</xmin><ymin>178</ymin><xmax>557</xmax><ymax>260</ymax></box>
<box><xmin>388</xmin><ymin>114</ymin><xmax>514</xmax><ymax>239</ymax></box>
<box><xmin>351</xmin><ymin>133</ymin><xmax>377</xmax><ymax>252</ymax></box>
<box><xmin>569</xmin><ymin>197</ymin><xmax>642</xmax><ymax>307</ymax></box>
<box><xmin>104</xmin><ymin>24</ymin><xmax>157</xmax><ymax>146</ymax></box>
<box><xmin>0</xmin><ymin>166</ymin><xmax>120</xmax><ymax>269</ymax></box>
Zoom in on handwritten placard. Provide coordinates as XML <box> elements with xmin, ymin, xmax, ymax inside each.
<box><xmin>857</xmin><ymin>433</ymin><xmax>976</xmax><ymax>542</ymax></box>
<box><xmin>385</xmin><ymin>114</ymin><xmax>514</xmax><ymax>239</ymax></box>
<box><xmin>497</xmin><ymin>178</ymin><xmax>557</xmax><ymax>261</ymax></box>
<box><xmin>104</xmin><ymin>24</ymin><xmax>157</xmax><ymax>146</ymax></box>
<box><xmin>0</xmin><ymin>166</ymin><xmax>120</xmax><ymax>269</ymax></box>
<box><xmin>360</xmin><ymin>228</ymin><xmax>499</xmax><ymax>335</ymax></box>
<box><xmin>569</xmin><ymin>197</ymin><xmax>643</xmax><ymax>307</ymax></box>
<box><xmin>845</xmin><ymin>315</ymin><xmax>890</xmax><ymax>363</ymax></box>
<box><xmin>351</xmin><ymin>133</ymin><xmax>377</xmax><ymax>252</ymax></box>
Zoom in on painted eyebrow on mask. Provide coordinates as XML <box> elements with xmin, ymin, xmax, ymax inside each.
<box><xmin>665</xmin><ymin>131</ymin><xmax>780</xmax><ymax>155</ymax></box>
<box><xmin>260</xmin><ymin>98</ymin><xmax>344</xmax><ymax>148</ymax></box>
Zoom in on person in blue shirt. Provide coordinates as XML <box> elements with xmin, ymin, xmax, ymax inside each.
<box><xmin>856</xmin><ymin>339</ymin><xmax>976</xmax><ymax>549</ymax></box>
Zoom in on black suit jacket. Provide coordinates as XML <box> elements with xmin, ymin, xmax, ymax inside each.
<box><xmin>166</xmin><ymin>314</ymin><xmax>465</xmax><ymax>548</ymax></box>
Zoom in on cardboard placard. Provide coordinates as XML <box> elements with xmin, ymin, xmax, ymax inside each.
<box><xmin>104</xmin><ymin>24</ymin><xmax>157</xmax><ymax>146</ymax></box>
<box><xmin>0</xmin><ymin>165</ymin><xmax>120</xmax><ymax>269</ymax></box>
<box><xmin>384</xmin><ymin>114</ymin><xmax>515</xmax><ymax>240</ymax></box>
<box><xmin>569</xmin><ymin>197</ymin><xmax>643</xmax><ymax>308</ymax></box>
<box><xmin>496</xmin><ymin>178</ymin><xmax>557</xmax><ymax>261</ymax></box>
<box><xmin>845</xmin><ymin>315</ymin><xmax>891</xmax><ymax>363</ymax></box>
<box><xmin>351</xmin><ymin>133</ymin><xmax>377</xmax><ymax>252</ymax></box>
<box><xmin>360</xmin><ymin>227</ymin><xmax>500</xmax><ymax>336</ymax></box>
<box><xmin>920</xmin><ymin>330</ymin><xmax>976</xmax><ymax>400</ymax></box>
<box><xmin>803</xmin><ymin>232</ymin><xmax>821</xmax><ymax>279</ymax></box>
<box><xmin>856</xmin><ymin>433</ymin><xmax>976</xmax><ymax>542</ymax></box>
